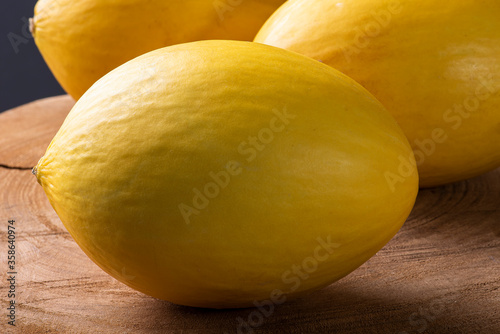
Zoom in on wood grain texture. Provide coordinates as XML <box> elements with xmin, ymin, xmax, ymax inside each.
<box><xmin>0</xmin><ymin>96</ymin><xmax>499</xmax><ymax>334</ymax></box>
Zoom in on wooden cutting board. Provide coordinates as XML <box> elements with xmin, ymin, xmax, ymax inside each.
<box><xmin>1</xmin><ymin>96</ymin><xmax>499</xmax><ymax>334</ymax></box>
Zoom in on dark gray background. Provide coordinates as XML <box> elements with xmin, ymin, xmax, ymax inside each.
<box><xmin>1</xmin><ymin>0</ymin><xmax>65</xmax><ymax>113</ymax></box>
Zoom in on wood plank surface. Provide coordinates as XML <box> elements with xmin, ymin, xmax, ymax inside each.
<box><xmin>0</xmin><ymin>96</ymin><xmax>499</xmax><ymax>334</ymax></box>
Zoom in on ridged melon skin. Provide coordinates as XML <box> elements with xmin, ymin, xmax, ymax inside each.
<box><xmin>255</xmin><ymin>0</ymin><xmax>500</xmax><ymax>187</ymax></box>
<box><xmin>32</xmin><ymin>0</ymin><xmax>286</xmax><ymax>99</ymax></box>
<box><xmin>35</xmin><ymin>41</ymin><xmax>418</xmax><ymax>308</ymax></box>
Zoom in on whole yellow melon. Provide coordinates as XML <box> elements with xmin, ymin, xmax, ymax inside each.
<box><xmin>31</xmin><ymin>0</ymin><xmax>286</xmax><ymax>99</ymax></box>
<box><xmin>255</xmin><ymin>0</ymin><xmax>500</xmax><ymax>187</ymax></box>
<box><xmin>34</xmin><ymin>40</ymin><xmax>418</xmax><ymax>308</ymax></box>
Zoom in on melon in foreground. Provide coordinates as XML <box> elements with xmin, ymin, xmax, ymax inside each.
<box><xmin>34</xmin><ymin>40</ymin><xmax>418</xmax><ymax>308</ymax></box>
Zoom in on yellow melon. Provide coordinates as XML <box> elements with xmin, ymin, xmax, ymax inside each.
<box><xmin>34</xmin><ymin>41</ymin><xmax>418</xmax><ymax>308</ymax></box>
<box><xmin>32</xmin><ymin>0</ymin><xmax>286</xmax><ymax>99</ymax></box>
<box><xmin>255</xmin><ymin>0</ymin><xmax>500</xmax><ymax>187</ymax></box>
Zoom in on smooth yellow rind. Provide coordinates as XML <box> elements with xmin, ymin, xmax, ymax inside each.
<box><xmin>33</xmin><ymin>0</ymin><xmax>286</xmax><ymax>99</ymax></box>
<box><xmin>36</xmin><ymin>40</ymin><xmax>418</xmax><ymax>308</ymax></box>
<box><xmin>255</xmin><ymin>0</ymin><xmax>500</xmax><ymax>187</ymax></box>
